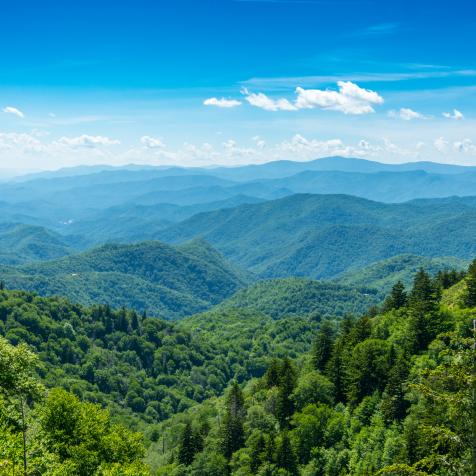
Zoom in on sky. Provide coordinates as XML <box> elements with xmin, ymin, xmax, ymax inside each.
<box><xmin>1</xmin><ymin>0</ymin><xmax>476</xmax><ymax>173</ymax></box>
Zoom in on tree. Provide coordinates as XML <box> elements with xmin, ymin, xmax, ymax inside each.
<box><xmin>384</xmin><ymin>281</ymin><xmax>407</xmax><ymax>311</ymax></box>
<box><xmin>276</xmin><ymin>358</ymin><xmax>297</xmax><ymax>429</ymax></box>
<box><xmin>265</xmin><ymin>359</ymin><xmax>282</xmax><ymax>388</ymax></box>
<box><xmin>178</xmin><ymin>421</ymin><xmax>196</xmax><ymax>466</ymax></box>
<box><xmin>408</xmin><ymin>269</ymin><xmax>443</xmax><ymax>352</ymax></box>
<box><xmin>221</xmin><ymin>381</ymin><xmax>246</xmax><ymax>460</ymax></box>
<box><xmin>276</xmin><ymin>432</ymin><xmax>298</xmax><ymax>476</ymax></box>
<box><xmin>346</xmin><ymin>339</ymin><xmax>392</xmax><ymax>405</ymax></box>
<box><xmin>325</xmin><ymin>338</ymin><xmax>347</xmax><ymax>403</ymax></box>
<box><xmin>465</xmin><ymin>258</ymin><xmax>476</xmax><ymax>308</ymax></box>
<box><xmin>249</xmin><ymin>433</ymin><xmax>267</xmax><ymax>473</ymax></box>
<box><xmin>0</xmin><ymin>337</ymin><xmax>42</xmax><ymax>474</ymax></box>
<box><xmin>311</xmin><ymin>321</ymin><xmax>334</xmax><ymax>371</ymax></box>
<box><xmin>380</xmin><ymin>353</ymin><xmax>410</xmax><ymax>423</ymax></box>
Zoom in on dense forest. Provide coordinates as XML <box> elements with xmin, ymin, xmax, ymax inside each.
<box><xmin>1</xmin><ymin>260</ymin><xmax>474</xmax><ymax>474</ymax></box>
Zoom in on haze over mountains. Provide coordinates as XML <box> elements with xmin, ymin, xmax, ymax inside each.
<box><xmin>0</xmin><ymin>155</ymin><xmax>475</xmax><ymax>317</ymax></box>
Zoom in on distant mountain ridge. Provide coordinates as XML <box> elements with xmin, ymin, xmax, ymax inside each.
<box><xmin>157</xmin><ymin>193</ymin><xmax>476</xmax><ymax>279</ymax></box>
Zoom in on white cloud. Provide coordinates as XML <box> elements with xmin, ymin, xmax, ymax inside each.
<box><xmin>2</xmin><ymin>106</ymin><xmax>25</xmax><ymax>118</ymax></box>
<box><xmin>252</xmin><ymin>135</ymin><xmax>266</xmax><ymax>149</ymax></box>
<box><xmin>242</xmin><ymin>81</ymin><xmax>383</xmax><ymax>115</ymax></box>
<box><xmin>443</xmin><ymin>109</ymin><xmax>464</xmax><ymax>120</ymax></box>
<box><xmin>453</xmin><ymin>139</ymin><xmax>476</xmax><ymax>155</ymax></box>
<box><xmin>57</xmin><ymin>135</ymin><xmax>120</xmax><ymax>148</ymax></box>
<box><xmin>203</xmin><ymin>97</ymin><xmax>242</xmax><ymax>108</ymax></box>
<box><xmin>388</xmin><ymin>108</ymin><xmax>426</xmax><ymax>120</ymax></box>
<box><xmin>140</xmin><ymin>135</ymin><xmax>165</xmax><ymax>149</ymax></box>
<box><xmin>0</xmin><ymin>132</ymin><xmax>44</xmax><ymax>152</ymax></box>
<box><xmin>295</xmin><ymin>81</ymin><xmax>384</xmax><ymax>115</ymax></box>
<box><xmin>434</xmin><ymin>137</ymin><xmax>449</xmax><ymax>153</ymax></box>
<box><xmin>244</xmin><ymin>91</ymin><xmax>297</xmax><ymax>111</ymax></box>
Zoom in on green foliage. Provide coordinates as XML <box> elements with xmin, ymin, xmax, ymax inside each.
<box><xmin>464</xmin><ymin>258</ymin><xmax>476</xmax><ymax>307</ymax></box>
<box><xmin>148</xmin><ymin>266</ymin><xmax>473</xmax><ymax>475</ymax></box>
<box><xmin>0</xmin><ymin>288</ymin><xmax>319</xmax><ymax>430</ymax></box>
<box><xmin>219</xmin><ymin>278</ymin><xmax>379</xmax><ymax>319</ymax></box>
<box><xmin>221</xmin><ymin>381</ymin><xmax>246</xmax><ymax>460</ymax></box>
<box><xmin>159</xmin><ymin>194</ymin><xmax>476</xmax><ymax>279</ymax></box>
<box><xmin>0</xmin><ymin>338</ymin><xmax>147</xmax><ymax>475</ymax></box>
<box><xmin>1</xmin><ymin>239</ymin><xmax>249</xmax><ymax>319</ymax></box>
<box><xmin>311</xmin><ymin>320</ymin><xmax>335</xmax><ymax>371</ymax></box>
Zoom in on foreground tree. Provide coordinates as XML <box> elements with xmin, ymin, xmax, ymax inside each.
<box><xmin>465</xmin><ymin>258</ymin><xmax>476</xmax><ymax>307</ymax></box>
<box><xmin>221</xmin><ymin>381</ymin><xmax>246</xmax><ymax>460</ymax></box>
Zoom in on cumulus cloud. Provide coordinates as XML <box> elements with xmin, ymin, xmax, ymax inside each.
<box><xmin>252</xmin><ymin>135</ymin><xmax>267</xmax><ymax>149</ymax></box>
<box><xmin>0</xmin><ymin>132</ymin><xmax>44</xmax><ymax>152</ymax></box>
<box><xmin>434</xmin><ymin>137</ymin><xmax>449</xmax><ymax>153</ymax></box>
<box><xmin>453</xmin><ymin>139</ymin><xmax>476</xmax><ymax>154</ymax></box>
<box><xmin>57</xmin><ymin>135</ymin><xmax>120</xmax><ymax>148</ymax></box>
<box><xmin>241</xmin><ymin>81</ymin><xmax>383</xmax><ymax>115</ymax></box>
<box><xmin>443</xmin><ymin>109</ymin><xmax>464</xmax><ymax>120</ymax></box>
<box><xmin>294</xmin><ymin>81</ymin><xmax>384</xmax><ymax>115</ymax></box>
<box><xmin>244</xmin><ymin>91</ymin><xmax>297</xmax><ymax>111</ymax></box>
<box><xmin>204</xmin><ymin>97</ymin><xmax>242</xmax><ymax>108</ymax></box>
<box><xmin>388</xmin><ymin>108</ymin><xmax>426</xmax><ymax>120</ymax></box>
<box><xmin>140</xmin><ymin>136</ymin><xmax>165</xmax><ymax>149</ymax></box>
<box><xmin>2</xmin><ymin>106</ymin><xmax>25</xmax><ymax>118</ymax></box>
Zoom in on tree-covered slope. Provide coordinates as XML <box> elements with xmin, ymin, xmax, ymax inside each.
<box><xmin>0</xmin><ymin>223</ymin><xmax>75</xmax><ymax>265</ymax></box>
<box><xmin>217</xmin><ymin>278</ymin><xmax>379</xmax><ymax>319</ymax></box>
<box><xmin>336</xmin><ymin>254</ymin><xmax>469</xmax><ymax>294</ymax></box>
<box><xmin>0</xmin><ymin>288</ymin><xmax>318</xmax><ymax>432</ymax></box>
<box><xmin>0</xmin><ymin>239</ymin><xmax>249</xmax><ymax>318</ymax></box>
<box><xmin>158</xmin><ymin>194</ymin><xmax>476</xmax><ymax>279</ymax></box>
<box><xmin>149</xmin><ymin>263</ymin><xmax>475</xmax><ymax>476</ymax></box>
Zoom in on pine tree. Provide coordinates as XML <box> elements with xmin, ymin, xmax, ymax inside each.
<box><xmin>178</xmin><ymin>421</ymin><xmax>195</xmax><ymax>466</ymax></box>
<box><xmin>465</xmin><ymin>259</ymin><xmax>476</xmax><ymax>308</ymax></box>
<box><xmin>381</xmin><ymin>353</ymin><xmax>410</xmax><ymax>423</ymax></box>
<box><xmin>276</xmin><ymin>432</ymin><xmax>298</xmax><ymax>476</ymax></box>
<box><xmin>349</xmin><ymin>315</ymin><xmax>372</xmax><ymax>346</ymax></box>
<box><xmin>130</xmin><ymin>311</ymin><xmax>141</xmax><ymax>332</ymax></box>
<box><xmin>311</xmin><ymin>321</ymin><xmax>334</xmax><ymax>371</ymax></box>
<box><xmin>325</xmin><ymin>338</ymin><xmax>347</xmax><ymax>403</ymax></box>
<box><xmin>221</xmin><ymin>381</ymin><xmax>245</xmax><ymax>459</ymax></box>
<box><xmin>384</xmin><ymin>281</ymin><xmax>407</xmax><ymax>310</ymax></box>
<box><xmin>250</xmin><ymin>433</ymin><xmax>267</xmax><ymax>473</ymax></box>
<box><xmin>264</xmin><ymin>359</ymin><xmax>281</xmax><ymax>388</ymax></box>
<box><xmin>276</xmin><ymin>358</ymin><xmax>297</xmax><ymax>428</ymax></box>
<box><xmin>408</xmin><ymin>268</ymin><xmax>443</xmax><ymax>352</ymax></box>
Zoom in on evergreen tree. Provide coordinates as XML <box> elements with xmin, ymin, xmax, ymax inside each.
<box><xmin>325</xmin><ymin>338</ymin><xmax>347</xmax><ymax>403</ymax></box>
<box><xmin>348</xmin><ymin>315</ymin><xmax>372</xmax><ymax>347</ymax></box>
<box><xmin>178</xmin><ymin>421</ymin><xmax>196</xmax><ymax>466</ymax></box>
<box><xmin>221</xmin><ymin>381</ymin><xmax>245</xmax><ymax>459</ymax></box>
<box><xmin>311</xmin><ymin>320</ymin><xmax>334</xmax><ymax>372</ymax></box>
<box><xmin>384</xmin><ymin>281</ymin><xmax>407</xmax><ymax>311</ymax></box>
<box><xmin>465</xmin><ymin>258</ymin><xmax>476</xmax><ymax>308</ymax></box>
<box><xmin>250</xmin><ymin>433</ymin><xmax>267</xmax><ymax>473</ymax></box>
<box><xmin>276</xmin><ymin>432</ymin><xmax>298</xmax><ymax>476</ymax></box>
<box><xmin>381</xmin><ymin>353</ymin><xmax>410</xmax><ymax>423</ymax></box>
<box><xmin>408</xmin><ymin>268</ymin><xmax>443</xmax><ymax>352</ymax></box>
<box><xmin>264</xmin><ymin>359</ymin><xmax>281</xmax><ymax>388</ymax></box>
<box><xmin>276</xmin><ymin>358</ymin><xmax>297</xmax><ymax>428</ymax></box>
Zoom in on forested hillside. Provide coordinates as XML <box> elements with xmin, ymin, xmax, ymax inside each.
<box><xmin>1</xmin><ymin>260</ymin><xmax>475</xmax><ymax>475</ymax></box>
<box><xmin>218</xmin><ymin>278</ymin><xmax>379</xmax><ymax>319</ymax></box>
<box><xmin>148</xmin><ymin>262</ymin><xmax>476</xmax><ymax>475</ymax></box>
<box><xmin>0</xmin><ymin>239</ymin><xmax>248</xmax><ymax>318</ymax></box>
<box><xmin>158</xmin><ymin>194</ymin><xmax>476</xmax><ymax>278</ymax></box>
<box><xmin>0</xmin><ymin>223</ymin><xmax>76</xmax><ymax>265</ymax></box>
<box><xmin>336</xmin><ymin>254</ymin><xmax>468</xmax><ymax>295</ymax></box>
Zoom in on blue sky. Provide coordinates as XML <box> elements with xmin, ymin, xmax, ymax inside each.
<box><xmin>1</xmin><ymin>0</ymin><xmax>475</xmax><ymax>172</ymax></box>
